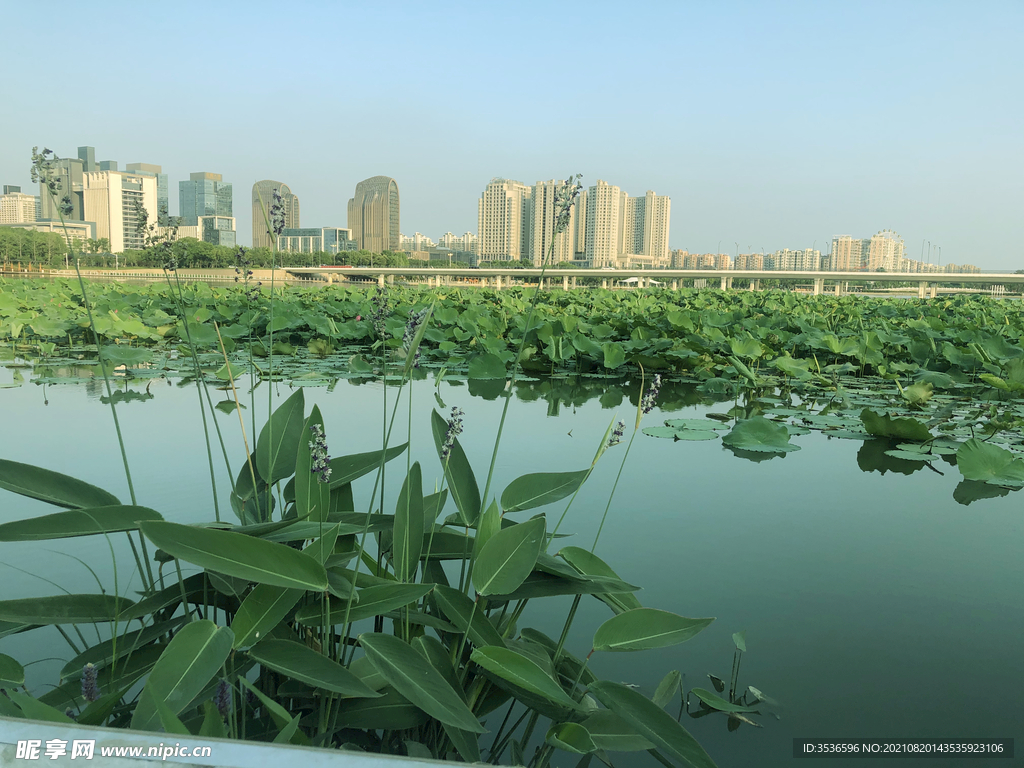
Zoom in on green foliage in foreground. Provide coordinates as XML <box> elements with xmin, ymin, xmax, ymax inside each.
<box><xmin>0</xmin><ymin>385</ymin><xmax>772</xmax><ymax>764</ymax></box>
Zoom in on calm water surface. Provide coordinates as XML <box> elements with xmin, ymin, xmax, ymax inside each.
<box><xmin>0</xmin><ymin>374</ymin><xmax>1021</xmax><ymax>767</ymax></box>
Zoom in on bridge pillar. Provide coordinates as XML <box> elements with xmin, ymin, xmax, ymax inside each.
<box><xmin>495</xmin><ymin>275</ymin><xmax>502</xmax><ymax>290</ymax></box>
<box><xmin>572</xmin><ymin>276</ymin><xmax>577</xmax><ymax>289</ymax></box>
<box><xmin>813</xmin><ymin>277</ymin><xmax>824</xmax><ymax>295</ymax></box>
<box><xmin>918</xmin><ymin>281</ymin><xmax>928</xmax><ymax>299</ymax></box>
<box><xmin>720</xmin><ymin>276</ymin><xmax>728</xmax><ymax>290</ymax></box>
<box><xmin>834</xmin><ymin>281</ymin><xmax>841</xmax><ymax>296</ymax></box>
<box><xmin>671</xmin><ymin>279</ymin><xmax>678</xmax><ymax>291</ymax></box>
<box><xmin>377</xmin><ymin>274</ymin><xmax>385</xmax><ymax>288</ymax></box>
<box><xmin>325</xmin><ymin>273</ymin><xmax>334</xmax><ymax>285</ymax></box>
<box><xmin>563</xmin><ymin>275</ymin><xmax>569</xmax><ymax>291</ymax></box>
<box><xmin>930</xmin><ymin>285</ymin><xmax>937</xmax><ymax>299</ymax></box>
<box><xmin>602</xmin><ymin>279</ymin><xmax>608</xmax><ymax>290</ymax></box>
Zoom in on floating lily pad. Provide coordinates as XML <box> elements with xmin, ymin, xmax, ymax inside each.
<box><xmin>722</xmin><ymin>417</ymin><xmax>801</xmax><ymax>453</ymax></box>
<box><xmin>956</xmin><ymin>439</ymin><xmax>1024</xmax><ymax>487</ymax></box>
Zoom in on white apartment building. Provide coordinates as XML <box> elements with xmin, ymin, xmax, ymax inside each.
<box><xmin>0</xmin><ymin>187</ymin><xmax>40</xmax><ymax>224</ymax></box>
<box><xmin>584</xmin><ymin>180</ymin><xmax>624</xmax><ymax>268</ymax></box>
<box><xmin>81</xmin><ymin>170</ymin><xmax>159</xmax><ymax>252</ymax></box>
<box><xmin>771</xmin><ymin>248</ymin><xmax>821</xmax><ymax>271</ymax></box>
<box><xmin>585</xmin><ymin>181</ymin><xmax>671</xmax><ymax>268</ymax></box>
<box><xmin>438</xmin><ymin>231</ymin><xmax>478</xmax><ymax>252</ymax></box>
<box><xmin>399</xmin><ymin>232</ymin><xmax>436</xmax><ymax>251</ymax></box>
<box><xmin>530</xmin><ymin>179</ymin><xmax>576</xmax><ymax>265</ymax></box>
<box><xmin>476</xmin><ymin>179</ymin><xmax>532</xmax><ymax>261</ymax></box>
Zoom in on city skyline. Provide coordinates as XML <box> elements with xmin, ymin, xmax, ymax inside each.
<box><xmin>0</xmin><ymin>2</ymin><xmax>1020</xmax><ymax>270</ymax></box>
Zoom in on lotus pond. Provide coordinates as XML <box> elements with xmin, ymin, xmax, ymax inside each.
<box><xmin>0</xmin><ymin>278</ymin><xmax>1022</xmax><ymax>766</ymax></box>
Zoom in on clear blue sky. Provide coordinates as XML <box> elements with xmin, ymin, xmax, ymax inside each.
<box><xmin>2</xmin><ymin>0</ymin><xmax>1021</xmax><ymax>269</ymax></box>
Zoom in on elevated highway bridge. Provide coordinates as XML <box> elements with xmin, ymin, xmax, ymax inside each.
<box><xmin>285</xmin><ymin>267</ymin><xmax>1023</xmax><ymax>299</ymax></box>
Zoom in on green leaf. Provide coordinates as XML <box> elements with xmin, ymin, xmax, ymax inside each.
<box><xmin>214</xmin><ymin>361</ymin><xmax>246</xmax><ymax>381</ymax></box>
<box><xmin>900</xmin><ymin>380</ymin><xmax>934</xmax><ymax>405</ymax></box>
<box><xmin>359</xmin><ymin>633</ymin><xmax>485</xmax><ymax>733</ymax></box>
<box><xmin>7</xmin><ymin>691</ymin><xmax>75</xmax><ymax>722</ymax></box>
<box><xmin>231</xmin><ymin>584</ymin><xmax>305</xmax><ymax>650</ymax></box>
<box><xmin>431</xmin><ymin>409</ymin><xmax>481</xmax><ymax>526</ymax></box>
<box><xmin>721</xmin><ymin>417</ymin><xmax>801</xmax><ymax>453</ymax></box>
<box><xmin>593</xmin><ymin>608</ymin><xmax>714</xmax><ymax>652</ymax></box>
<box><xmin>468</xmin><ymin>353</ymin><xmax>507</xmax><ymax>379</ymax></box>
<box><xmin>0</xmin><ymin>458</ymin><xmax>120</xmax><ymax>509</ymax></box>
<box><xmin>471</xmin><ymin>646</ymin><xmax>582</xmax><ymax>712</ymax></box>
<box><xmin>589</xmin><ymin>681</ymin><xmax>718</xmax><ymax>768</ymax></box>
<box><xmin>0</xmin><ymin>594</ymin><xmax>133</xmax><ymax>625</ymax></box>
<box><xmin>501</xmin><ymin>470</ymin><xmax>590</xmax><ymax>514</ymax></box>
<box><xmin>394</xmin><ymin>463</ymin><xmax>424</xmax><ymax>582</ymax></box>
<box><xmin>546</xmin><ymin>722</ymin><xmax>598</xmax><ymax>754</ymax></box>
<box><xmin>473</xmin><ymin>516</ymin><xmax>546</xmax><ymax>597</ymax></box>
<box><xmin>329</xmin><ymin>443</ymin><xmax>408</xmax><ymax>488</ymax></box>
<box><xmin>732</xmin><ymin>630</ymin><xmax>747</xmax><ymax>652</ymax></box>
<box><xmin>294</xmin><ymin>583</ymin><xmax>432</xmax><ymax>626</ymax></box>
<box><xmin>0</xmin><ymin>505</ymin><xmax>162</xmax><ymax>541</ymax></box>
<box><xmin>294</xmin><ymin>406</ymin><xmax>331</xmax><ymax>522</ymax></box>
<box><xmin>653</xmin><ymin>670</ymin><xmax>681</xmax><ymax>708</ymax></box>
<box><xmin>131</xmin><ymin>620</ymin><xmax>234</xmax><ymax>731</ymax></box>
<box><xmin>691</xmin><ymin>687</ymin><xmax>759</xmax><ymax>713</ymax></box>
<box><xmin>61</xmin><ymin>616</ymin><xmax>189</xmax><ymax>679</ymax></box>
<box><xmin>602</xmin><ymin>342</ymin><xmax>626</xmax><ymax>369</ymax></box>
<box><xmin>581</xmin><ymin>709</ymin><xmax>655</xmax><ymax>752</ymax></box>
<box><xmin>0</xmin><ymin>653</ymin><xmax>25</xmax><ymax>687</ymax></box>
<box><xmin>334</xmin><ymin>687</ymin><xmax>429</xmax><ymax>730</ymax></box>
<box><xmin>728</xmin><ymin>336</ymin><xmax>763</xmax><ymax>359</ymax></box>
<box><xmin>956</xmin><ymin>438</ymin><xmax>1024</xmax><ymax>487</ymax></box>
<box><xmin>255</xmin><ymin>388</ymin><xmax>305</xmax><ymax>484</ymax></box>
<box><xmin>432</xmin><ymin>585</ymin><xmax>506</xmax><ymax>648</ymax></box>
<box><xmin>140</xmin><ymin>521</ymin><xmax>327</xmax><ymax>591</ymax></box>
<box><xmin>558</xmin><ymin>546</ymin><xmax>642</xmax><ymax>613</ymax></box>
<box><xmin>248</xmin><ymin>639</ymin><xmax>381</xmax><ymax>698</ymax></box>
<box><xmin>148</xmin><ymin>689</ymin><xmax>192</xmax><ymax>735</ymax></box>
<box><xmin>860</xmin><ymin>409</ymin><xmax>933</xmax><ymax>442</ymax></box>
<box><xmin>99</xmin><ymin>345</ymin><xmax>153</xmax><ymax>366</ymax></box>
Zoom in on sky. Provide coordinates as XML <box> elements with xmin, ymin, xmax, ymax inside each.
<box><xmin>1</xmin><ymin>0</ymin><xmax>1021</xmax><ymax>270</ymax></box>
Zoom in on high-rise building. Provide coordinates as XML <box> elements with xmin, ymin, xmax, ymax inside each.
<box><xmin>80</xmin><ymin>170</ymin><xmax>159</xmax><ymax>252</ymax></box>
<box><xmin>573</xmin><ymin>191</ymin><xmax>588</xmax><ymax>261</ymax></box>
<box><xmin>476</xmin><ymin>179</ymin><xmax>532</xmax><ymax>261</ymax></box>
<box><xmin>585</xmin><ymin>180</ymin><xmax>623</xmax><ymax>268</ymax></box>
<box><xmin>530</xmin><ymin>179</ymin><xmax>577</xmax><ymax>265</ymax></box>
<box><xmin>1</xmin><ymin>186</ymin><xmax>40</xmax><ymax>224</ymax></box>
<box><xmin>438</xmin><ymin>231</ymin><xmax>478</xmax><ymax>252</ymax></box>
<box><xmin>347</xmin><ymin>176</ymin><xmax>400</xmax><ymax>252</ymax></box>
<box><xmin>831</xmin><ymin>231</ymin><xmax>905</xmax><ymax>271</ymax></box>
<box><xmin>125</xmin><ymin>163</ymin><xmax>169</xmax><ymax>224</ymax></box>
<box><xmin>771</xmin><ymin>248</ymin><xmax>821</xmax><ymax>270</ymax></box>
<box><xmin>179</xmin><ymin>172</ymin><xmax>233</xmax><ymax>225</ymax></box>
<box><xmin>622</xmin><ymin>190</ymin><xmax>671</xmax><ymax>264</ymax></box>
<box><xmin>866</xmin><ymin>230</ymin><xmax>905</xmax><ymax>271</ymax></box>
<box><xmin>179</xmin><ymin>172</ymin><xmax>234</xmax><ymax>245</ymax></box>
<box><xmin>252</xmin><ymin>180</ymin><xmax>300</xmax><ymax>249</ymax></box>
<box><xmin>584</xmin><ymin>182</ymin><xmax>671</xmax><ymax>268</ymax></box>
<box><xmin>831</xmin><ymin>235</ymin><xmax>867</xmax><ymax>271</ymax></box>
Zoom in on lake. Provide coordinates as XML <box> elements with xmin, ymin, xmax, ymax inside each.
<box><xmin>0</xmin><ymin>371</ymin><xmax>1021</xmax><ymax>767</ymax></box>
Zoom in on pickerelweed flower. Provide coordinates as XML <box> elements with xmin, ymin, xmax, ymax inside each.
<box><xmin>270</xmin><ymin>188</ymin><xmax>286</xmax><ymax>237</ymax></box>
<box><xmin>308</xmin><ymin>423</ymin><xmax>332</xmax><ymax>483</ymax></box>
<box><xmin>640</xmin><ymin>374</ymin><xmax>662</xmax><ymax>415</ymax></box>
<box><xmin>371</xmin><ymin>285</ymin><xmax>391</xmax><ymax>340</ymax></box>
<box><xmin>81</xmin><ymin>663</ymin><xmax>100</xmax><ymax>703</ymax></box>
<box><xmin>214</xmin><ymin>680</ymin><xmax>232</xmax><ymax>719</ymax></box>
<box><xmin>30</xmin><ymin>147</ymin><xmax>62</xmax><ymax>201</ymax></box>
<box><xmin>402</xmin><ymin>307</ymin><xmax>429</xmax><ymax>353</ymax></box>
<box><xmin>441</xmin><ymin>407</ymin><xmax>464</xmax><ymax>461</ymax></box>
<box><xmin>553</xmin><ymin>174</ymin><xmax>584</xmax><ymax>238</ymax></box>
<box><xmin>607</xmin><ymin>420</ymin><xmax>626</xmax><ymax>448</ymax></box>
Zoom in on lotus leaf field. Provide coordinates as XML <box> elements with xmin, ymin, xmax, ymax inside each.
<box><xmin>2</xmin><ymin>278</ymin><xmax>1023</xmax><ymax>507</ymax></box>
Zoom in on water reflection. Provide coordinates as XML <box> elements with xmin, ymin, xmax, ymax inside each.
<box><xmin>2</xmin><ymin>350</ymin><xmax>1021</xmax><ymax>509</ymax></box>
